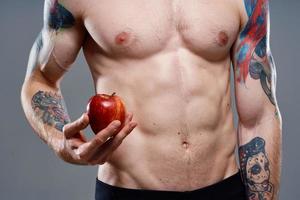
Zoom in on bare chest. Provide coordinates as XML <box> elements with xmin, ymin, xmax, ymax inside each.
<box><xmin>83</xmin><ymin>0</ymin><xmax>240</xmax><ymax>60</ymax></box>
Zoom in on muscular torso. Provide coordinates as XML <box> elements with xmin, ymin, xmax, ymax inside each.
<box><xmin>76</xmin><ymin>0</ymin><xmax>247</xmax><ymax>191</ymax></box>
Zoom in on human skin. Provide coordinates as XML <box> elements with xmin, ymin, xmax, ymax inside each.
<box><xmin>21</xmin><ymin>0</ymin><xmax>282</xmax><ymax>198</ymax></box>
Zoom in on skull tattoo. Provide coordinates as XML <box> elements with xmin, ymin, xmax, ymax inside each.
<box><xmin>239</xmin><ymin>137</ymin><xmax>274</xmax><ymax>200</ymax></box>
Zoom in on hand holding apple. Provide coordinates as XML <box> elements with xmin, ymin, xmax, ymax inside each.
<box><xmin>87</xmin><ymin>92</ymin><xmax>126</xmax><ymax>134</ymax></box>
<box><xmin>59</xmin><ymin>92</ymin><xmax>137</xmax><ymax>165</ymax></box>
<box><xmin>61</xmin><ymin>111</ymin><xmax>137</xmax><ymax>165</ymax></box>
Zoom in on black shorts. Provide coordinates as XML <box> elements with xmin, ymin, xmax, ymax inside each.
<box><xmin>95</xmin><ymin>171</ymin><xmax>247</xmax><ymax>200</ymax></box>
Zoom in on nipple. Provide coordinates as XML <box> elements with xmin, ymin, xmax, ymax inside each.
<box><xmin>217</xmin><ymin>31</ymin><xmax>229</xmax><ymax>47</ymax></box>
<box><xmin>115</xmin><ymin>31</ymin><xmax>130</xmax><ymax>45</ymax></box>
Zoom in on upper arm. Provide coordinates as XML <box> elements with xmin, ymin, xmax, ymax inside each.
<box><xmin>231</xmin><ymin>0</ymin><xmax>280</xmax><ymax>126</ymax></box>
<box><xmin>26</xmin><ymin>0</ymin><xmax>86</xmax><ymax>85</ymax></box>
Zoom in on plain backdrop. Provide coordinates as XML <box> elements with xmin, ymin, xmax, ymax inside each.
<box><xmin>0</xmin><ymin>0</ymin><xmax>299</xmax><ymax>199</ymax></box>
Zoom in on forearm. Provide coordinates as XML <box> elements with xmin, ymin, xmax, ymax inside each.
<box><xmin>21</xmin><ymin>70</ymin><xmax>70</xmax><ymax>154</ymax></box>
<box><xmin>238</xmin><ymin>111</ymin><xmax>282</xmax><ymax>200</ymax></box>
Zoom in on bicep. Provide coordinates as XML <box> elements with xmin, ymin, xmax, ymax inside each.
<box><xmin>26</xmin><ymin>0</ymin><xmax>86</xmax><ymax>84</ymax></box>
<box><xmin>232</xmin><ymin>0</ymin><xmax>279</xmax><ymax>126</ymax></box>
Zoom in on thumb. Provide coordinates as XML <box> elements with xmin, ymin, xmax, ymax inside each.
<box><xmin>63</xmin><ymin>113</ymin><xmax>89</xmax><ymax>139</ymax></box>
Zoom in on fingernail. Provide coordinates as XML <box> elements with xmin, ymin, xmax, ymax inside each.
<box><xmin>131</xmin><ymin>122</ymin><xmax>137</xmax><ymax>128</ymax></box>
<box><xmin>113</xmin><ymin>120</ymin><xmax>121</xmax><ymax>127</ymax></box>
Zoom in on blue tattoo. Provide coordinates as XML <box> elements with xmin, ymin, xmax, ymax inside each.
<box><xmin>31</xmin><ymin>91</ymin><xmax>70</xmax><ymax>132</ymax></box>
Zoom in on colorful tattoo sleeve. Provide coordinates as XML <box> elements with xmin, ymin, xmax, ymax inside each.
<box><xmin>235</xmin><ymin>0</ymin><xmax>275</xmax><ymax>105</ymax></box>
<box><xmin>48</xmin><ymin>0</ymin><xmax>75</xmax><ymax>31</ymax></box>
<box><xmin>31</xmin><ymin>91</ymin><xmax>70</xmax><ymax>132</ymax></box>
<box><xmin>239</xmin><ymin>137</ymin><xmax>274</xmax><ymax>199</ymax></box>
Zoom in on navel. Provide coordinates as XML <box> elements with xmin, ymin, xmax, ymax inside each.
<box><xmin>182</xmin><ymin>141</ymin><xmax>189</xmax><ymax>149</ymax></box>
<box><xmin>217</xmin><ymin>31</ymin><xmax>229</xmax><ymax>47</ymax></box>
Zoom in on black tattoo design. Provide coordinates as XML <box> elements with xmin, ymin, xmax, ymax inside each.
<box><xmin>48</xmin><ymin>0</ymin><xmax>75</xmax><ymax>30</ymax></box>
<box><xmin>239</xmin><ymin>137</ymin><xmax>274</xmax><ymax>200</ymax></box>
<box><xmin>249</xmin><ymin>54</ymin><xmax>276</xmax><ymax>105</ymax></box>
<box><xmin>31</xmin><ymin>91</ymin><xmax>70</xmax><ymax>131</ymax></box>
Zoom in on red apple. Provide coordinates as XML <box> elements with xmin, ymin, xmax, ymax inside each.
<box><xmin>87</xmin><ymin>92</ymin><xmax>126</xmax><ymax>134</ymax></box>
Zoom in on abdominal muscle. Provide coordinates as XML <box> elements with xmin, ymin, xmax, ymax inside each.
<box><xmin>84</xmin><ymin>43</ymin><xmax>238</xmax><ymax>191</ymax></box>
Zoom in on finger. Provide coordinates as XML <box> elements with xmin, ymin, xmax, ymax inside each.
<box><xmin>91</xmin><ymin>121</ymin><xmax>137</xmax><ymax>164</ymax></box>
<box><xmin>63</xmin><ymin>113</ymin><xmax>89</xmax><ymax>139</ymax></box>
<box><xmin>87</xmin><ymin>138</ymin><xmax>114</xmax><ymax>165</ymax></box>
<box><xmin>74</xmin><ymin>132</ymin><xmax>87</xmax><ymax>142</ymax></box>
<box><xmin>125</xmin><ymin>112</ymin><xmax>133</xmax><ymax>124</ymax></box>
<box><xmin>115</xmin><ymin>112</ymin><xmax>132</xmax><ymax>131</ymax></box>
<box><xmin>68</xmin><ymin>138</ymin><xmax>85</xmax><ymax>150</ymax></box>
<box><xmin>78</xmin><ymin>120</ymin><xmax>121</xmax><ymax>159</ymax></box>
<box><xmin>106</xmin><ymin>121</ymin><xmax>137</xmax><ymax>152</ymax></box>
<box><xmin>93</xmin><ymin>115</ymin><xmax>133</xmax><ymax>158</ymax></box>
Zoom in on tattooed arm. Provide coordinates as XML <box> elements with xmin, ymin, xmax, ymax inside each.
<box><xmin>21</xmin><ymin>0</ymin><xmax>136</xmax><ymax>165</ymax></box>
<box><xmin>232</xmin><ymin>0</ymin><xmax>282</xmax><ymax>199</ymax></box>
<box><xmin>21</xmin><ymin>0</ymin><xmax>86</xmax><ymax>162</ymax></box>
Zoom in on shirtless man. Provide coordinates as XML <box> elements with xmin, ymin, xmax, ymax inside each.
<box><xmin>21</xmin><ymin>0</ymin><xmax>282</xmax><ymax>199</ymax></box>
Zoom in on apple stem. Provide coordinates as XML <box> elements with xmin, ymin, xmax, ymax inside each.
<box><xmin>111</xmin><ymin>92</ymin><xmax>116</xmax><ymax>96</ymax></box>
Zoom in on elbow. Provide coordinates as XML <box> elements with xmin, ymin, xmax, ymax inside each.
<box><xmin>238</xmin><ymin>103</ymin><xmax>282</xmax><ymax>132</ymax></box>
<box><xmin>25</xmin><ymin>67</ymin><xmax>60</xmax><ymax>90</ymax></box>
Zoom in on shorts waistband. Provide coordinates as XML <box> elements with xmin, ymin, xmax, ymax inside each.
<box><xmin>95</xmin><ymin>171</ymin><xmax>246</xmax><ymax>200</ymax></box>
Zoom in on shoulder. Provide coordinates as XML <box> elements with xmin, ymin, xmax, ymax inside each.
<box><xmin>44</xmin><ymin>0</ymin><xmax>84</xmax><ymax>29</ymax></box>
<box><xmin>234</xmin><ymin>0</ymin><xmax>270</xmax><ymax>33</ymax></box>
<box><xmin>44</xmin><ymin>0</ymin><xmax>84</xmax><ymax>19</ymax></box>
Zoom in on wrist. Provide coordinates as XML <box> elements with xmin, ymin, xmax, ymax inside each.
<box><xmin>50</xmin><ymin>132</ymin><xmax>88</xmax><ymax>165</ymax></box>
<box><xmin>47</xmin><ymin>131</ymin><xmax>75</xmax><ymax>163</ymax></box>
<box><xmin>47</xmin><ymin>131</ymin><xmax>64</xmax><ymax>154</ymax></box>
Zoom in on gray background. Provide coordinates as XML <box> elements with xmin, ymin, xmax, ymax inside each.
<box><xmin>0</xmin><ymin>0</ymin><xmax>299</xmax><ymax>199</ymax></box>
